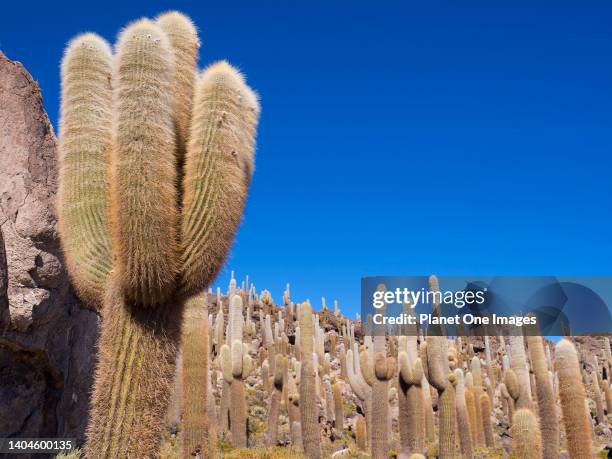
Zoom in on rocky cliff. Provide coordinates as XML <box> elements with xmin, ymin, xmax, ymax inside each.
<box><xmin>0</xmin><ymin>51</ymin><xmax>98</xmax><ymax>446</ymax></box>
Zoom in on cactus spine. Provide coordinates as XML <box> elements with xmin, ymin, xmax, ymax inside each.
<box><xmin>298</xmin><ymin>302</ymin><xmax>322</xmax><ymax>459</ymax></box>
<box><xmin>555</xmin><ymin>339</ymin><xmax>592</xmax><ymax>459</ymax></box>
<box><xmin>181</xmin><ymin>294</ymin><xmax>213</xmax><ymax>456</ymax></box>
<box><xmin>526</xmin><ymin>335</ymin><xmax>559</xmax><ymax>459</ymax></box>
<box><xmin>58</xmin><ymin>12</ymin><xmax>259</xmax><ymax>457</ymax></box>
<box><xmin>511</xmin><ymin>408</ymin><xmax>543</xmax><ymax>459</ymax></box>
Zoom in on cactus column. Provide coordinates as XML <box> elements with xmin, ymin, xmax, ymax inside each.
<box><xmin>58</xmin><ymin>12</ymin><xmax>259</xmax><ymax>458</ymax></box>
<box><xmin>555</xmin><ymin>339</ymin><xmax>592</xmax><ymax>459</ymax></box>
<box><xmin>220</xmin><ymin>295</ymin><xmax>254</xmax><ymax>448</ymax></box>
<box><xmin>299</xmin><ymin>302</ymin><xmax>322</xmax><ymax>459</ymax></box>
<box><xmin>397</xmin><ymin>310</ymin><xmax>425</xmax><ymax>457</ymax></box>
<box><xmin>422</xmin><ymin>336</ymin><xmax>457</xmax><ymax>459</ymax></box>
<box><xmin>527</xmin><ymin>335</ymin><xmax>559</xmax><ymax>459</ymax></box>
<box><xmin>182</xmin><ymin>294</ymin><xmax>213</xmax><ymax>456</ymax></box>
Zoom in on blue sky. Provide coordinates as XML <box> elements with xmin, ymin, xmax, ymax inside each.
<box><xmin>2</xmin><ymin>2</ymin><xmax>611</xmax><ymax>318</ymax></box>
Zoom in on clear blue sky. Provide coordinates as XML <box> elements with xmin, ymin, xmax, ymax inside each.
<box><xmin>2</xmin><ymin>2</ymin><xmax>611</xmax><ymax>318</ymax></box>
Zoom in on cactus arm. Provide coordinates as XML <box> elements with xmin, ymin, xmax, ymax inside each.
<box><xmin>180</xmin><ymin>62</ymin><xmax>260</xmax><ymax>296</ymax></box>
<box><xmin>155</xmin><ymin>11</ymin><xmax>199</xmax><ymax>163</ymax></box>
<box><xmin>58</xmin><ymin>33</ymin><xmax>113</xmax><ymax>307</ymax></box>
<box><xmin>111</xmin><ymin>19</ymin><xmax>179</xmax><ymax>305</ymax></box>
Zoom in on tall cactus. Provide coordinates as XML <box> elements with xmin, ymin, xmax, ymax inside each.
<box><xmin>360</xmin><ymin>335</ymin><xmax>396</xmax><ymax>459</ymax></box>
<box><xmin>509</xmin><ymin>335</ymin><xmax>532</xmax><ymax>409</ymax></box>
<box><xmin>422</xmin><ymin>337</ymin><xmax>457</xmax><ymax>459</ymax></box>
<box><xmin>58</xmin><ymin>12</ymin><xmax>259</xmax><ymax>458</ymax></box>
<box><xmin>182</xmin><ymin>294</ymin><xmax>213</xmax><ymax>456</ymax></box>
<box><xmin>267</xmin><ymin>353</ymin><xmax>285</xmax><ymax>446</ymax></box>
<box><xmin>555</xmin><ymin>339</ymin><xmax>592</xmax><ymax>459</ymax></box>
<box><xmin>220</xmin><ymin>295</ymin><xmax>254</xmax><ymax>448</ymax></box>
<box><xmin>299</xmin><ymin>302</ymin><xmax>322</xmax><ymax>459</ymax></box>
<box><xmin>471</xmin><ymin>356</ymin><xmax>486</xmax><ymax>447</ymax></box>
<box><xmin>454</xmin><ymin>369</ymin><xmax>473</xmax><ymax>459</ymax></box>
<box><xmin>332</xmin><ymin>381</ymin><xmax>344</xmax><ymax>437</ymax></box>
<box><xmin>480</xmin><ymin>392</ymin><xmax>494</xmax><ymax>448</ymax></box>
<box><xmin>526</xmin><ymin>335</ymin><xmax>559</xmax><ymax>459</ymax></box>
<box><xmin>398</xmin><ymin>318</ymin><xmax>425</xmax><ymax>456</ymax></box>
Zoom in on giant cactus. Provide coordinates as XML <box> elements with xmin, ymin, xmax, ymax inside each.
<box><xmin>58</xmin><ymin>13</ymin><xmax>259</xmax><ymax>457</ymax></box>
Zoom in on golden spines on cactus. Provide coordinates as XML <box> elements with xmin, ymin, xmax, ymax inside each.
<box><xmin>181</xmin><ymin>294</ymin><xmax>212</xmax><ymax>457</ymax></box>
<box><xmin>111</xmin><ymin>19</ymin><xmax>179</xmax><ymax>305</ymax></box>
<box><xmin>526</xmin><ymin>335</ymin><xmax>559</xmax><ymax>459</ymax></box>
<box><xmin>58</xmin><ymin>33</ymin><xmax>113</xmax><ymax>307</ymax></box>
<box><xmin>180</xmin><ymin>61</ymin><xmax>260</xmax><ymax>296</ymax></box>
<box><xmin>155</xmin><ymin>11</ymin><xmax>199</xmax><ymax>161</ymax></box>
<box><xmin>555</xmin><ymin>339</ymin><xmax>592</xmax><ymax>459</ymax></box>
<box><xmin>511</xmin><ymin>408</ymin><xmax>543</xmax><ymax>459</ymax></box>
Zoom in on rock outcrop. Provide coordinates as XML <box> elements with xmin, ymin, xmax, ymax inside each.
<box><xmin>0</xmin><ymin>51</ymin><xmax>98</xmax><ymax>445</ymax></box>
